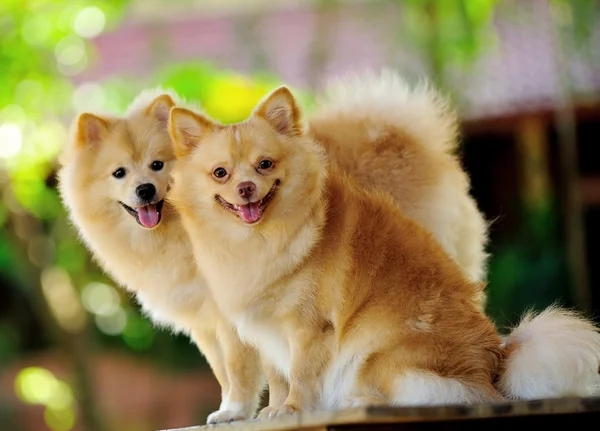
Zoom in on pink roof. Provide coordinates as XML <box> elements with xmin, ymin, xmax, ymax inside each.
<box><xmin>79</xmin><ymin>0</ymin><xmax>600</xmax><ymax>121</ymax></box>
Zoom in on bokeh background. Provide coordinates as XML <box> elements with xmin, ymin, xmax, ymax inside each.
<box><xmin>1</xmin><ymin>0</ymin><xmax>599</xmax><ymax>430</ymax></box>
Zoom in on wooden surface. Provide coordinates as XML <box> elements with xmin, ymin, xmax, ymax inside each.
<box><xmin>158</xmin><ymin>396</ymin><xmax>600</xmax><ymax>431</ymax></box>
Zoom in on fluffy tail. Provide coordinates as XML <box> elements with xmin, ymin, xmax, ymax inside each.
<box><xmin>498</xmin><ymin>305</ymin><xmax>600</xmax><ymax>399</ymax></box>
<box><xmin>310</xmin><ymin>68</ymin><xmax>459</xmax><ymax>154</ymax></box>
<box><xmin>308</xmin><ymin>69</ymin><xmax>489</xmax><ymax>286</ymax></box>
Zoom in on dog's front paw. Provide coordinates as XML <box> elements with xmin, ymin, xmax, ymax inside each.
<box><xmin>264</xmin><ymin>404</ymin><xmax>299</xmax><ymax>419</ymax></box>
<box><xmin>339</xmin><ymin>395</ymin><xmax>383</xmax><ymax>409</ymax></box>
<box><xmin>256</xmin><ymin>405</ymin><xmax>278</xmax><ymax>420</ymax></box>
<box><xmin>206</xmin><ymin>408</ymin><xmax>250</xmax><ymax>424</ymax></box>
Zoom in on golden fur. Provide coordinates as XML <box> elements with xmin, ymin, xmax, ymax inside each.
<box><xmin>168</xmin><ymin>86</ymin><xmax>506</xmax><ymax>417</ymax></box>
<box><xmin>168</xmin><ymin>84</ymin><xmax>600</xmax><ymax>417</ymax></box>
<box><xmin>57</xmin><ymin>90</ymin><xmax>264</xmax><ymax>424</ymax></box>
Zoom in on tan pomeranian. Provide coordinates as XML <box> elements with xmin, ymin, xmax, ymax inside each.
<box><xmin>168</xmin><ymin>83</ymin><xmax>600</xmax><ymax>418</ymax></box>
<box><xmin>57</xmin><ymin>90</ymin><xmax>265</xmax><ymax>424</ymax></box>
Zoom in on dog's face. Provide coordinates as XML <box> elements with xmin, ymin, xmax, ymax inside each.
<box><xmin>169</xmin><ymin>87</ymin><xmax>326</xmax><ymax>229</ymax></box>
<box><xmin>62</xmin><ymin>95</ymin><xmax>177</xmax><ymax>230</ymax></box>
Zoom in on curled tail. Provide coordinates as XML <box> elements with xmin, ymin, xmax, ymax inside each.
<box><xmin>310</xmin><ymin>68</ymin><xmax>459</xmax><ymax>154</ymax></box>
<box><xmin>498</xmin><ymin>305</ymin><xmax>600</xmax><ymax>399</ymax></box>
<box><xmin>308</xmin><ymin>69</ymin><xmax>489</xmax><ymax>286</ymax></box>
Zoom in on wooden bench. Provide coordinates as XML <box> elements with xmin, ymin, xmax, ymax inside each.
<box><xmin>159</xmin><ymin>396</ymin><xmax>600</xmax><ymax>431</ymax></box>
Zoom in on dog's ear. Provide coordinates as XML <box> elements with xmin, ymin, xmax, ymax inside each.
<box><xmin>75</xmin><ymin>113</ymin><xmax>111</xmax><ymax>148</ymax></box>
<box><xmin>145</xmin><ymin>94</ymin><xmax>175</xmax><ymax>124</ymax></box>
<box><xmin>252</xmin><ymin>86</ymin><xmax>302</xmax><ymax>136</ymax></box>
<box><xmin>169</xmin><ymin>107</ymin><xmax>218</xmax><ymax>158</ymax></box>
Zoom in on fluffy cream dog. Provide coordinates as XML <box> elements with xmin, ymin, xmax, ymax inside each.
<box><xmin>57</xmin><ymin>91</ymin><xmax>264</xmax><ymax>424</ymax></box>
<box><xmin>168</xmin><ymin>83</ymin><xmax>600</xmax><ymax>418</ymax></box>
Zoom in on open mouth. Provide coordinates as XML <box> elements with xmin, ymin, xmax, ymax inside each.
<box><xmin>215</xmin><ymin>180</ymin><xmax>280</xmax><ymax>224</ymax></box>
<box><xmin>118</xmin><ymin>200</ymin><xmax>164</xmax><ymax>229</ymax></box>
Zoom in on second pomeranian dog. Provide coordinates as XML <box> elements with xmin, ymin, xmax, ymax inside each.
<box><xmin>168</xmin><ymin>81</ymin><xmax>600</xmax><ymax>417</ymax></box>
<box><xmin>57</xmin><ymin>91</ymin><xmax>265</xmax><ymax>424</ymax></box>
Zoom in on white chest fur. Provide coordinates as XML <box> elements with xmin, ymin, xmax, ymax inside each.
<box><xmin>237</xmin><ymin>318</ymin><xmax>291</xmax><ymax>378</ymax></box>
<box><xmin>76</xmin><ymin>217</ymin><xmax>207</xmax><ymax>333</ymax></box>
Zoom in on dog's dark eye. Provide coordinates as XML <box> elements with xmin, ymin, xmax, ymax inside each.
<box><xmin>112</xmin><ymin>168</ymin><xmax>126</xmax><ymax>179</ymax></box>
<box><xmin>151</xmin><ymin>161</ymin><xmax>164</xmax><ymax>171</ymax></box>
<box><xmin>258</xmin><ymin>160</ymin><xmax>273</xmax><ymax>170</ymax></box>
<box><xmin>213</xmin><ymin>167</ymin><xmax>228</xmax><ymax>179</ymax></box>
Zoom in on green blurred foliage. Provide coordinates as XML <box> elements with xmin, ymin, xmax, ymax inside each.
<box><xmin>486</xmin><ymin>202</ymin><xmax>573</xmax><ymax>331</ymax></box>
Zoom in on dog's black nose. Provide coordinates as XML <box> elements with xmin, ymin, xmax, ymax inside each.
<box><xmin>236</xmin><ymin>181</ymin><xmax>256</xmax><ymax>200</ymax></box>
<box><xmin>136</xmin><ymin>183</ymin><xmax>156</xmax><ymax>201</ymax></box>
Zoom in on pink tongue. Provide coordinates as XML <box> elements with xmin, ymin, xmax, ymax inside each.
<box><xmin>239</xmin><ymin>202</ymin><xmax>260</xmax><ymax>223</ymax></box>
<box><xmin>137</xmin><ymin>204</ymin><xmax>160</xmax><ymax>228</ymax></box>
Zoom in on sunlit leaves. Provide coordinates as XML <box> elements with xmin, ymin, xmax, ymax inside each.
<box><xmin>73</xmin><ymin>6</ymin><xmax>106</xmax><ymax>39</ymax></box>
<box><xmin>0</xmin><ymin>124</ymin><xmax>23</xmax><ymax>159</ymax></box>
<box><xmin>0</xmin><ymin>1</ymin><xmax>127</xmax><ymax>224</ymax></box>
<box><xmin>14</xmin><ymin>367</ymin><xmax>77</xmax><ymax>431</ymax></box>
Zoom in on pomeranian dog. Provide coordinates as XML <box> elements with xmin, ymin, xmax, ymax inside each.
<box><xmin>57</xmin><ymin>90</ymin><xmax>265</xmax><ymax>424</ymax></box>
<box><xmin>168</xmin><ymin>83</ymin><xmax>600</xmax><ymax>417</ymax></box>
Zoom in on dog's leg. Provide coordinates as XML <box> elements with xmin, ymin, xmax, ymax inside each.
<box><xmin>256</xmin><ymin>359</ymin><xmax>289</xmax><ymax>419</ymax></box>
<box><xmin>212</xmin><ymin>320</ymin><xmax>264</xmax><ymax>423</ymax></box>
<box><xmin>266</xmin><ymin>327</ymin><xmax>331</xmax><ymax>417</ymax></box>
<box><xmin>189</xmin><ymin>324</ymin><xmax>230</xmax><ymax>411</ymax></box>
<box><xmin>191</xmin><ymin>319</ymin><xmax>263</xmax><ymax>424</ymax></box>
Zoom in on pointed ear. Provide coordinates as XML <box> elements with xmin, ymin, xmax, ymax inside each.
<box><xmin>75</xmin><ymin>113</ymin><xmax>110</xmax><ymax>148</ymax></box>
<box><xmin>169</xmin><ymin>107</ymin><xmax>218</xmax><ymax>158</ymax></box>
<box><xmin>252</xmin><ymin>86</ymin><xmax>302</xmax><ymax>136</ymax></box>
<box><xmin>145</xmin><ymin>94</ymin><xmax>175</xmax><ymax>124</ymax></box>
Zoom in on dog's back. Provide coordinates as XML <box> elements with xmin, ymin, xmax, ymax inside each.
<box><xmin>303</xmin><ymin>171</ymin><xmax>503</xmax><ymax>407</ymax></box>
